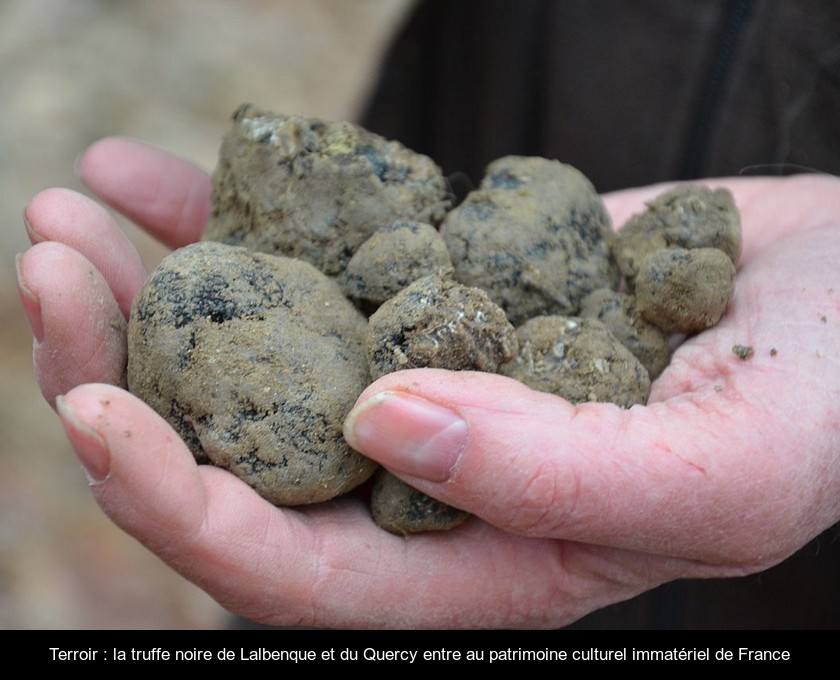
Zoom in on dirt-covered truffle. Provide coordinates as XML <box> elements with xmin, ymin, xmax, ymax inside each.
<box><xmin>579</xmin><ymin>288</ymin><xmax>671</xmax><ymax>380</ymax></box>
<box><xmin>499</xmin><ymin>316</ymin><xmax>651</xmax><ymax>407</ymax></box>
<box><xmin>366</xmin><ymin>274</ymin><xmax>518</xmax><ymax>381</ymax></box>
<box><xmin>341</xmin><ymin>220</ymin><xmax>453</xmax><ymax>309</ymax></box>
<box><xmin>203</xmin><ymin>104</ymin><xmax>451</xmax><ymax>276</ymax></box>
<box><xmin>635</xmin><ymin>247</ymin><xmax>736</xmax><ymax>334</ymax></box>
<box><xmin>370</xmin><ymin>470</ymin><xmax>470</xmax><ymax>535</ymax></box>
<box><xmin>365</xmin><ymin>274</ymin><xmax>517</xmax><ymax>535</ymax></box>
<box><xmin>613</xmin><ymin>185</ymin><xmax>741</xmax><ymax>283</ymax></box>
<box><xmin>127</xmin><ymin>242</ymin><xmax>377</xmax><ymax>506</ymax></box>
<box><xmin>442</xmin><ymin>156</ymin><xmax>617</xmax><ymax>325</ymax></box>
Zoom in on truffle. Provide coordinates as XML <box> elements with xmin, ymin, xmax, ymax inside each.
<box><xmin>341</xmin><ymin>220</ymin><xmax>453</xmax><ymax>309</ymax></box>
<box><xmin>127</xmin><ymin>242</ymin><xmax>377</xmax><ymax>506</ymax></box>
<box><xmin>613</xmin><ymin>185</ymin><xmax>741</xmax><ymax>283</ymax></box>
<box><xmin>366</xmin><ymin>274</ymin><xmax>518</xmax><ymax>381</ymax></box>
<box><xmin>499</xmin><ymin>316</ymin><xmax>651</xmax><ymax>408</ymax></box>
<box><xmin>635</xmin><ymin>247</ymin><xmax>736</xmax><ymax>334</ymax></box>
<box><xmin>579</xmin><ymin>288</ymin><xmax>671</xmax><ymax>380</ymax></box>
<box><xmin>203</xmin><ymin>105</ymin><xmax>451</xmax><ymax>276</ymax></box>
<box><xmin>442</xmin><ymin>156</ymin><xmax>617</xmax><ymax>325</ymax></box>
<box><xmin>370</xmin><ymin>470</ymin><xmax>470</xmax><ymax>535</ymax></box>
<box><xmin>365</xmin><ymin>274</ymin><xmax>517</xmax><ymax>535</ymax></box>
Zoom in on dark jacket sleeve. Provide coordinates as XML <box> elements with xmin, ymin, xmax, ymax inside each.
<box><xmin>363</xmin><ymin>0</ymin><xmax>840</xmax><ymax>193</ymax></box>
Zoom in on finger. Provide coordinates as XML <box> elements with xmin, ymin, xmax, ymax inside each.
<box><xmin>56</xmin><ymin>384</ymin><xmax>712</xmax><ymax>628</ymax></box>
<box><xmin>344</xmin><ymin>364</ymin><xmax>831</xmax><ymax>570</ymax></box>
<box><xmin>16</xmin><ymin>243</ymin><xmax>127</xmax><ymax>406</ymax></box>
<box><xmin>77</xmin><ymin>137</ymin><xmax>212</xmax><ymax>249</ymax></box>
<box><xmin>24</xmin><ymin>188</ymin><xmax>147</xmax><ymax>319</ymax></box>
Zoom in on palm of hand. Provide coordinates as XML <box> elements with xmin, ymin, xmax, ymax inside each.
<box><xmin>16</xmin><ymin>138</ymin><xmax>840</xmax><ymax>628</ymax></box>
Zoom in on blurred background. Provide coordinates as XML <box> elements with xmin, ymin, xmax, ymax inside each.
<box><xmin>0</xmin><ymin>0</ymin><xmax>412</xmax><ymax>628</ymax></box>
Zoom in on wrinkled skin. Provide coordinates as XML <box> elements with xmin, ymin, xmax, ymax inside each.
<box><xmin>17</xmin><ymin>137</ymin><xmax>840</xmax><ymax>628</ymax></box>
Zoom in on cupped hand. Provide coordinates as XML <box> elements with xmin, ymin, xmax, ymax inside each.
<box><xmin>17</xmin><ymin>138</ymin><xmax>840</xmax><ymax>628</ymax></box>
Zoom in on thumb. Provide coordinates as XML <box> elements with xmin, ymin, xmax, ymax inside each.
<box><xmin>343</xmin><ymin>369</ymin><xmax>808</xmax><ymax>567</ymax></box>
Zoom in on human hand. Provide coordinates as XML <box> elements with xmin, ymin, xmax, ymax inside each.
<box><xmin>17</xmin><ymin>138</ymin><xmax>840</xmax><ymax>627</ymax></box>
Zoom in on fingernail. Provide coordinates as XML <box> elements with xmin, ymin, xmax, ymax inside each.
<box><xmin>15</xmin><ymin>253</ymin><xmax>44</xmax><ymax>343</ymax></box>
<box><xmin>344</xmin><ymin>391</ymin><xmax>468</xmax><ymax>482</ymax></box>
<box><xmin>22</xmin><ymin>208</ymin><xmax>44</xmax><ymax>244</ymax></box>
<box><xmin>56</xmin><ymin>396</ymin><xmax>111</xmax><ymax>485</ymax></box>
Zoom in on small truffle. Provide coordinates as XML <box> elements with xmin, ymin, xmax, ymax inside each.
<box><xmin>613</xmin><ymin>185</ymin><xmax>741</xmax><ymax>283</ymax></box>
<box><xmin>127</xmin><ymin>242</ymin><xmax>377</xmax><ymax>506</ymax></box>
<box><xmin>366</xmin><ymin>274</ymin><xmax>518</xmax><ymax>381</ymax></box>
<box><xmin>499</xmin><ymin>316</ymin><xmax>651</xmax><ymax>408</ymax></box>
<box><xmin>370</xmin><ymin>470</ymin><xmax>470</xmax><ymax>535</ymax></box>
<box><xmin>442</xmin><ymin>156</ymin><xmax>617</xmax><ymax>324</ymax></box>
<box><xmin>635</xmin><ymin>247</ymin><xmax>736</xmax><ymax>334</ymax></box>
<box><xmin>365</xmin><ymin>274</ymin><xmax>517</xmax><ymax>535</ymax></box>
<box><xmin>204</xmin><ymin>105</ymin><xmax>451</xmax><ymax>276</ymax></box>
<box><xmin>341</xmin><ymin>220</ymin><xmax>453</xmax><ymax>309</ymax></box>
<box><xmin>579</xmin><ymin>288</ymin><xmax>671</xmax><ymax>380</ymax></box>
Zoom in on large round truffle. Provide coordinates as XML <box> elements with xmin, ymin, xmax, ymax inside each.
<box><xmin>499</xmin><ymin>316</ymin><xmax>651</xmax><ymax>408</ymax></box>
<box><xmin>204</xmin><ymin>104</ymin><xmax>451</xmax><ymax>276</ymax></box>
<box><xmin>442</xmin><ymin>156</ymin><xmax>616</xmax><ymax>324</ymax></box>
<box><xmin>127</xmin><ymin>242</ymin><xmax>377</xmax><ymax>506</ymax></box>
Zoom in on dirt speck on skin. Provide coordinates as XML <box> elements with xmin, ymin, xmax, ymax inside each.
<box><xmin>732</xmin><ymin>344</ymin><xmax>755</xmax><ymax>360</ymax></box>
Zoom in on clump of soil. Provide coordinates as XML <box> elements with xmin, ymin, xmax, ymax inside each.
<box><xmin>127</xmin><ymin>106</ymin><xmax>744</xmax><ymax>534</ymax></box>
